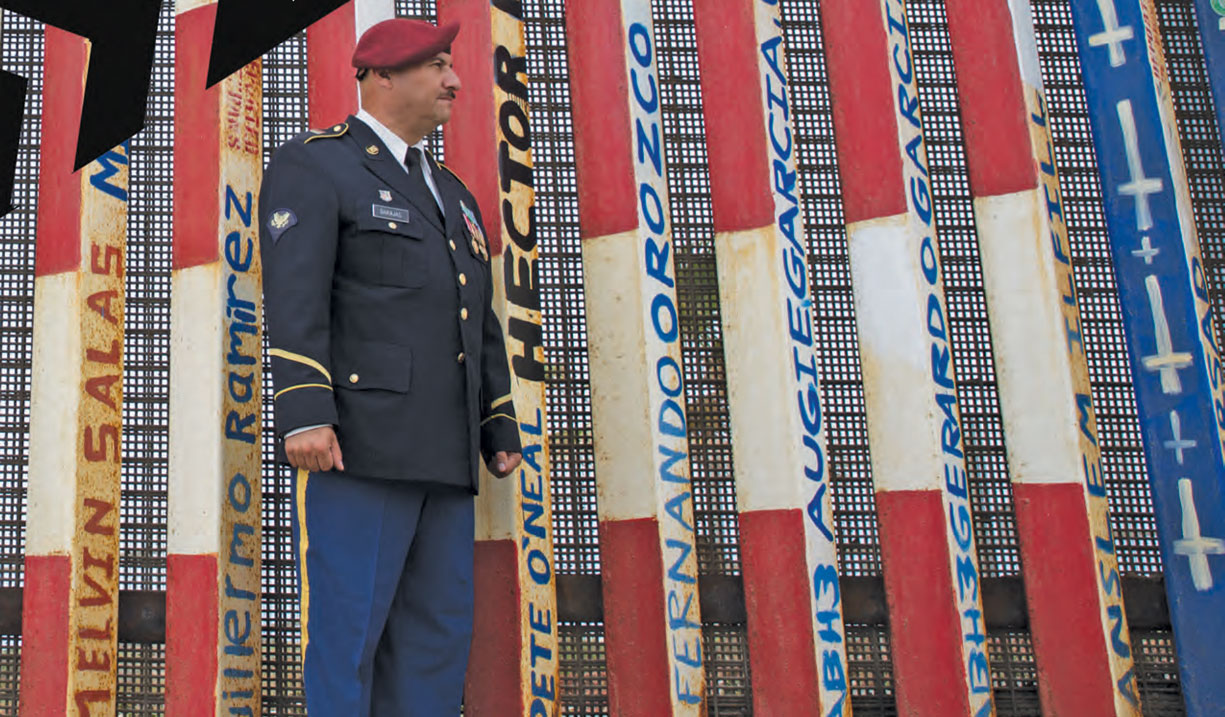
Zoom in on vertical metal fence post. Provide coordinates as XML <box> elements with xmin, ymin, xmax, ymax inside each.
<box><xmin>563</xmin><ymin>0</ymin><xmax>707</xmax><ymax>712</ymax></box>
<box><xmin>20</xmin><ymin>27</ymin><xmax>127</xmax><ymax>717</ymax></box>
<box><xmin>819</xmin><ymin>1</ymin><xmax>994</xmax><ymax>713</ymax></box>
<box><xmin>690</xmin><ymin>1</ymin><xmax>850</xmax><ymax>714</ymax></box>
<box><xmin>166</xmin><ymin>2</ymin><xmax>264</xmax><ymax>712</ymax></box>
<box><xmin>438</xmin><ymin>0</ymin><xmax>561</xmax><ymax>714</ymax></box>
<box><xmin>306</xmin><ymin>1</ymin><xmax>395</xmax><ymax>128</ymax></box>
<box><xmin>942</xmin><ymin>0</ymin><xmax>1142</xmax><ymax>712</ymax></box>
<box><xmin>1071</xmin><ymin>1</ymin><xmax>1225</xmax><ymax>713</ymax></box>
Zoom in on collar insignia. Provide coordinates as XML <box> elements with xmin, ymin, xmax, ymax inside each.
<box><xmin>366</xmin><ymin>144</ymin><xmax>380</xmax><ymax>155</ymax></box>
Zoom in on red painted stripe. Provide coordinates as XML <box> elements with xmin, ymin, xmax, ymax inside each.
<box><xmin>1013</xmin><ymin>482</ymin><xmax>1119</xmax><ymax>715</ymax></box>
<box><xmin>35</xmin><ymin>28</ymin><xmax>85</xmax><ymax>277</ymax></box>
<box><xmin>692</xmin><ymin>0</ymin><xmax>774</xmax><ymax>233</ymax></box>
<box><xmin>20</xmin><ymin>554</ymin><xmax>70</xmax><ymax>716</ymax></box>
<box><xmin>600</xmin><ymin>517</ymin><xmax>672</xmax><ymax>716</ymax></box>
<box><xmin>820</xmin><ymin>0</ymin><xmax>906</xmax><ymax>224</ymax></box>
<box><xmin>166</xmin><ymin>554</ymin><xmax>220</xmax><ymax>716</ymax></box>
<box><xmin>739</xmin><ymin>509</ymin><xmax>822</xmax><ymax>715</ymax></box>
<box><xmin>440</xmin><ymin>0</ymin><xmax>503</xmax><ymax>256</ymax></box>
<box><xmin>307</xmin><ymin>3</ymin><xmax>359</xmax><ymax>129</ymax></box>
<box><xmin>174</xmin><ymin>4</ymin><xmax>222</xmax><ymax>270</ymax></box>
<box><xmin>944</xmin><ymin>0</ymin><xmax>1035</xmax><ymax>197</ymax></box>
<box><xmin>464</xmin><ymin>539</ymin><xmax>523</xmax><ymax>715</ymax></box>
<box><xmin>564</xmin><ymin>0</ymin><xmax>637</xmax><ymax>239</ymax></box>
<box><xmin>875</xmin><ymin>489</ymin><xmax>972</xmax><ymax>715</ymax></box>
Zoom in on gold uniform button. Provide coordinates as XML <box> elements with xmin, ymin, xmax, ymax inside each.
<box><xmin>349</xmin><ymin>373</ymin><xmax>359</xmax><ymax>384</ymax></box>
<box><xmin>459</xmin><ymin>273</ymin><xmax>468</xmax><ymax>286</ymax></box>
<box><xmin>461</xmin><ymin>308</ymin><xmax>469</xmax><ymax>320</ymax></box>
<box><xmin>449</xmin><ymin>239</ymin><xmax>457</xmax><ymax>251</ymax></box>
<box><xmin>388</xmin><ymin>221</ymin><xmax>397</xmax><ymax>229</ymax></box>
<box><xmin>457</xmin><ymin>352</ymin><xmax>466</xmax><ymax>364</ymax></box>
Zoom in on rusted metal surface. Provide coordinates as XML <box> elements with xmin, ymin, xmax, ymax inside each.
<box><xmin>490</xmin><ymin>5</ymin><xmax>561</xmax><ymax>716</ymax></box>
<box><xmin>67</xmin><ymin>141</ymin><xmax>128</xmax><ymax>717</ymax></box>
<box><xmin>449</xmin><ymin>0</ymin><xmax>560</xmax><ymax>710</ymax></box>
<box><xmin>691</xmin><ymin>0</ymin><xmax>850</xmax><ymax>712</ymax></box>
<box><xmin>941</xmin><ymin>1</ymin><xmax>1141</xmax><ymax>711</ymax></box>
<box><xmin>167</xmin><ymin>2</ymin><xmax>263</xmax><ymax>710</ymax></box>
<box><xmin>20</xmin><ymin>25</ymin><xmax>128</xmax><ymax>712</ymax></box>
<box><xmin>820</xmin><ymin>1</ymin><xmax>994</xmax><ymax>712</ymax></box>
<box><xmin>216</xmin><ymin>58</ymin><xmax>264</xmax><ymax>715</ymax></box>
<box><xmin>566</xmin><ymin>0</ymin><xmax>706</xmax><ymax>711</ymax></box>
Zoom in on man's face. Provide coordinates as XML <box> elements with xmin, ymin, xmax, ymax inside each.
<box><xmin>386</xmin><ymin>52</ymin><xmax>462</xmax><ymax>129</ymax></box>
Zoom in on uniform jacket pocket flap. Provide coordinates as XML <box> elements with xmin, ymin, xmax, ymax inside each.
<box><xmin>333</xmin><ymin>340</ymin><xmax>412</xmax><ymax>392</ymax></box>
<box><xmin>358</xmin><ymin>207</ymin><xmax>426</xmax><ymax>239</ymax></box>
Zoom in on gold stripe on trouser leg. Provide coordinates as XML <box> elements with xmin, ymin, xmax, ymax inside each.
<box><xmin>296</xmin><ymin>468</ymin><xmax>311</xmax><ymax>662</ymax></box>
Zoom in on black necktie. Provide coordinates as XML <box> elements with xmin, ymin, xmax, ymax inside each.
<box><xmin>404</xmin><ymin>146</ymin><xmax>443</xmax><ymax>221</ymax></box>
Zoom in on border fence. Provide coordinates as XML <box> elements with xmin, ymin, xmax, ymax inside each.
<box><xmin>1</xmin><ymin>0</ymin><xmax>1223</xmax><ymax>714</ymax></box>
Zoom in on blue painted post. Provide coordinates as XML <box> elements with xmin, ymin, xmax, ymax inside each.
<box><xmin>1070</xmin><ymin>1</ymin><xmax>1225</xmax><ymax>713</ymax></box>
<box><xmin>1193</xmin><ymin>0</ymin><xmax>1225</xmax><ymax>158</ymax></box>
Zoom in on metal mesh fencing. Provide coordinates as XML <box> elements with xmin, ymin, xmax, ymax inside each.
<box><xmin>0</xmin><ymin>0</ymin><xmax>1221</xmax><ymax>713</ymax></box>
<box><xmin>0</xmin><ymin>8</ymin><xmax>35</xmax><ymax>712</ymax></box>
<box><xmin>115</xmin><ymin>2</ymin><xmax>177</xmax><ymax>712</ymax></box>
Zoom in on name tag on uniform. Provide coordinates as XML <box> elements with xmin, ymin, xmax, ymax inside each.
<box><xmin>372</xmin><ymin>205</ymin><xmax>411</xmax><ymax>223</ymax></box>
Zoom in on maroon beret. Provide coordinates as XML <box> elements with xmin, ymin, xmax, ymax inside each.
<box><xmin>351</xmin><ymin>18</ymin><xmax>460</xmax><ymax>70</ymax></box>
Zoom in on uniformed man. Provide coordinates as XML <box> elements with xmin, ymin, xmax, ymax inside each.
<box><xmin>258</xmin><ymin>18</ymin><xmax>523</xmax><ymax>716</ymax></box>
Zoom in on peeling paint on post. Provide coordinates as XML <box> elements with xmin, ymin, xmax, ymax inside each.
<box><xmin>565</xmin><ymin>0</ymin><xmax>706</xmax><ymax>712</ymax></box>
<box><xmin>1071</xmin><ymin>1</ymin><xmax>1225</xmax><ymax>713</ymax></box>
<box><xmin>166</xmin><ymin>2</ymin><xmax>263</xmax><ymax>713</ymax></box>
<box><xmin>440</xmin><ymin>0</ymin><xmax>560</xmax><ymax>713</ymax></box>
<box><xmin>691</xmin><ymin>0</ymin><xmax>849</xmax><ymax>713</ymax></box>
<box><xmin>942</xmin><ymin>1</ymin><xmax>1140</xmax><ymax>712</ymax></box>
<box><xmin>819</xmin><ymin>1</ymin><xmax>994</xmax><ymax>714</ymax></box>
<box><xmin>20</xmin><ymin>28</ymin><xmax>126</xmax><ymax>717</ymax></box>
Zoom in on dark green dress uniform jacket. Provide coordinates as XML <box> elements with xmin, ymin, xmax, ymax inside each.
<box><xmin>258</xmin><ymin>115</ymin><xmax>520</xmax><ymax>492</ymax></box>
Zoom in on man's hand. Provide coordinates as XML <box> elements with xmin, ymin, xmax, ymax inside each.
<box><xmin>487</xmin><ymin>451</ymin><xmax>522</xmax><ymax>479</ymax></box>
<box><xmin>285</xmin><ymin>425</ymin><xmax>345</xmax><ymax>473</ymax></box>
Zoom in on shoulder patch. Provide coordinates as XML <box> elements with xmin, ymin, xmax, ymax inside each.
<box><xmin>267</xmin><ymin>209</ymin><xmax>298</xmax><ymax>242</ymax></box>
<box><xmin>303</xmin><ymin>123</ymin><xmax>349</xmax><ymax>144</ymax></box>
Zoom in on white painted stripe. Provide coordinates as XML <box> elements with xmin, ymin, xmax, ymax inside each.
<box><xmin>975</xmin><ymin>189</ymin><xmax>1083</xmax><ymax>485</ymax></box>
<box><xmin>716</xmin><ymin>226</ymin><xmax>808</xmax><ymax>513</ymax></box>
<box><xmin>583</xmin><ymin>229</ymin><xmax>657</xmax><ymax>523</ymax></box>
<box><xmin>356</xmin><ymin>0</ymin><xmax>395</xmax><ymax>37</ymax></box>
<box><xmin>168</xmin><ymin>263</ymin><xmax>225</xmax><ymax>555</ymax></box>
<box><xmin>175</xmin><ymin>0</ymin><xmax>215</xmax><ymax>15</ymax></box>
<box><xmin>1007</xmin><ymin>0</ymin><xmax>1045</xmax><ymax>91</ymax></box>
<box><xmin>26</xmin><ymin>273</ymin><xmax>83</xmax><ymax>555</ymax></box>
<box><xmin>846</xmin><ymin>213</ymin><xmax>946</xmax><ymax>494</ymax></box>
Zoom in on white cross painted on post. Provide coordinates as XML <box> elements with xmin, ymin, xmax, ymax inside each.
<box><xmin>1132</xmin><ymin>235</ymin><xmax>1159</xmax><ymax>264</ymax></box>
<box><xmin>1089</xmin><ymin>0</ymin><xmax>1135</xmax><ymax>67</ymax></box>
<box><xmin>1142</xmin><ymin>275</ymin><xmax>1194</xmax><ymax>394</ymax></box>
<box><xmin>1164</xmin><ymin>411</ymin><xmax>1197</xmax><ymax>464</ymax></box>
<box><xmin>1116</xmin><ymin>100</ymin><xmax>1164</xmax><ymax>231</ymax></box>
<box><xmin>1175</xmin><ymin>478</ymin><xmax>1225</xmax><ymax>591</ymax></box>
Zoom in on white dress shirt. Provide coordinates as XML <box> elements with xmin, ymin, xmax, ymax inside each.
<box><xmin>356</xmin><ymin>108</ymin><xmax>444</xmax><ymax>214</ymax></box>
